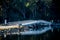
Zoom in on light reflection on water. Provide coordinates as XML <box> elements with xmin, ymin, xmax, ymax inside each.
<box><xmin>0</xmin><ymin>31</ymin><xmax>52</xmax><ymax>40</ymax></box>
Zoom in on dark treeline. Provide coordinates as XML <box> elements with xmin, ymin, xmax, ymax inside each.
<box><xmin>0</xmin><ymin>0</ymin><xmax>59</xmax><ymax>23</ymax></box>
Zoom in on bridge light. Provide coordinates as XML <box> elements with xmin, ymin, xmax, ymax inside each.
<box><xmin>20</xmin><ymin>26</ymin><xmax>23</xmax><ymax>28</ymax></box>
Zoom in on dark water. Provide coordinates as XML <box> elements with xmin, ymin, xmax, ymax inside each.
<box><xmin>0</xmin><ymin>31</ymin><xmax>52</xmax><ymax>40</ymax></box>
<box><xmin>0</xmin><ymin>29</ymin><xmax>60</xmax><ymax>40</ymax></box>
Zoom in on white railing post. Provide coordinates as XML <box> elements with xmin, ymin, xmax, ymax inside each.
<box><xmin>4</xmin><ymin>19</ymin><xmax>7</xmax><ymax>25</ymax></box>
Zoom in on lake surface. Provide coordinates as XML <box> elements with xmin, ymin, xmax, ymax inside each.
<box><xmin>0</xmin><ymin>30</ymin><xmax>52</xmax><ymax>40</ymax></box>
<box><xmin>0</xmin><ymin>28</ymin><xmax>60</xmax><ymax>40</ymax></box>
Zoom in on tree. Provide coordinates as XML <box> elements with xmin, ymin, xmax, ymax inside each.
<box><xmin>0</xmin><ymin>0</ymin><xmax>54</xmax><ymax>22</ymax></box>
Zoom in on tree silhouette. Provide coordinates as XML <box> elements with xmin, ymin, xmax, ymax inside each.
<box><xmin>0</xmin><ymin>0</ymin><xmax>56</xmax><ymax>23</ymax></box>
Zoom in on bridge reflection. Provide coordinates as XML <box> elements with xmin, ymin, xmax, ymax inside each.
<box><xmin>0</xmin><ymin>29</ymin><xmax>60</xmax><ymax>40</ymax></box>
<box><xmin>1</xmin><ymin>30</ymin><xmax>52</xmax><ymax>40</ymax></box>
